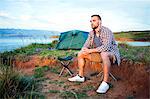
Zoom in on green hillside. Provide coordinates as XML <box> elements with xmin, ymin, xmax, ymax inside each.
<box><xmin>114</xmin><ymin>30</ymin><xmax>150</xmax><ymax>41</ymax></box>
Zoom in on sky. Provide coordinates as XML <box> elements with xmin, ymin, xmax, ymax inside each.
<box><xmin>0</xmin><ymin>0</ymin><xmax>150</xmax><ymax>32</ymax></box>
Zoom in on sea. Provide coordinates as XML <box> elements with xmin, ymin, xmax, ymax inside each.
<box><xmin>0</xmin><ymin>35</ymin><xmax>58</xmax><ymax>53</ymax></box>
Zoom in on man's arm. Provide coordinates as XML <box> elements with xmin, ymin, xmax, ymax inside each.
<box><xmin>82</xmin><ymin>32</ymin><xmax>92</xmax><ymax>49</ymax></box>
<box><xmin>85</xmin><ymin>29</ymin><xmax>113</xmax><ymax>53</ymax></box>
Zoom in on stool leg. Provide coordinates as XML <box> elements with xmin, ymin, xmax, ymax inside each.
<box><xmin>109</xmin><ymin>72</ymin><xmax>117</xmax><ymax>81</ymax></box>
<box><xmin>66</xmin><ymin>68</ymin><xmax>73</xmax><ymax>76</ymax></box>
<box><xmin>96</xmin><ymin>71</ymin><xmax>103</xmax><ymax>77</ymax></box>
<box><xmin>59</xmin><ymin>67</ymin><xmax>65</xmax><ymax>76</ymax></box>
<box><xmin>96</xmin><ymin>71</ymin><xmax>103</xmax><ymax>81</ymax></box>
<box><xmin>97</xmin><ymin>71</ymin><xmax>117</xmax><ymax>81</ymax></box>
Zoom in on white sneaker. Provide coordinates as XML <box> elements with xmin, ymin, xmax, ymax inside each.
<box><xmin>96</xmin><ymin>81</ymin><xmax>109</xmax><ymax>93</ymax></box>
<box><xmin>68</xmin><ymin>75</ymin><xmax>85</xmax><ymax>82</ymax></box>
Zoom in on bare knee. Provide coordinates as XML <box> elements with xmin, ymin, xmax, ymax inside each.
<box><xmin>101</xmin><ymin>52</ymin><xmax>110</xmax><ymax>60</ymax></box>
<box><xmin>78</xmin><ymin>51</ymin><xmax>84</xmax><ymax>58</ymax></box>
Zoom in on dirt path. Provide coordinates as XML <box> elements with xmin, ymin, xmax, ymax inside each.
<box><xmin>16</xmin><ymin>56</ymin><xmax>150</xmax><ymax>99</ymax></box>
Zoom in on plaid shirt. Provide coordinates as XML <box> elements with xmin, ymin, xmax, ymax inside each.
<box><xmin>83</xmin><ymin>26</ymin><xmax>121</xmax><ymax>66</ymax></box>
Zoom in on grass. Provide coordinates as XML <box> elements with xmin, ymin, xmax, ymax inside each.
<box><xmin>48</xmin><ymin>90</ymin><xmax>60</xmax><ymax>93</ymax></box>
<box><xmin>0</xmin><ymin>43</ymin><xmax>54</xmax><ymax>66</ymax></box>
<box><xmin>114</xmin><ymin>31</ymin><xmax>150</xmax><ymax>41</ymax></box>
<box><xmin>33</xmin><ymin>65</ymin><xmax>61</xmax><ymax>79</ymax></box>
<box><xmin>11</xmin><ymin>40</ymin><xmax>58</xmax><ymax>56</ymax></box>
<box><xmin>1</xmin><ymin>40</ymin><xmax>150</xmax><ymax>66</ymax></box>
<box><xmin>118</xmin><ymin>43</ymin><xmax>150</xmax><ymax>65</ymax></box>
<box><xmin>39</xmin><ymin>49</ymin><xmax>78</xmax><ymax>58</ymax></box>
<box><xmin>34</xmin><ymin>66</ymin><xmax>49</xmax><ymax>78</ymax></box>
<box><xmin>48</xmin><ymin>90</ymin><xmax>88</xmax><ymax>99</ymax></box>
<box><xmin>0</xmin><ymin>40</ymin><xmax>59</xmax><ymax>66</ymax></box>
<box><xmin>0</xmin><ymin>64</ymin><xmax>44</xmax><ymax>99</ymax></box>
<box><xmin>1</xmin><ymin>41</ymin><xmax>150</xmax><ymax>67</ymax></box>
<box><xmin>82</xmin><ymin>85</ymin><xmax>95</xmax><ymax>91</ymax></box>
<box><xmin>60</xmin><ymin>91</ymin><xmax>88</xmax><ymax>99</ymax></box>
<box><xmin>49</xmin><ymin>80</ymin><xmax>65</xmax><ymax>85</ymax></box>
<box><xmin>49</xmin><ymin>66</ymin><xmax>61</xmax><ymax>74</ymax></box>
<box><xmin>49</xmin><ymin>80</ymin><xmax>65</xmax><ymax>87</ymax></box>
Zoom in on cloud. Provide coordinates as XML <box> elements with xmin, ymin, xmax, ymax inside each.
<box><xmin>0</xmin><ymin>11</ymin><xmax>16</xmax><ymax>20</ymax></box>
<box><xmin>0</xmin><ymin>11</ymin><xmax>10</xmax><ymax>19</ymax></box>
<box><xmin>0</xmin><ymin>11</ymin><xmax>9</xmax><ymax>17</ymax></box>
<box><xmin>20</xmin><ymin>15</ymin><xmax>32</xmax><ymax>21</ymax></box>
<box><xmin>0</xmin><ymin>0</ymin><xmax>149</xmax><ymax>31</ymax></box>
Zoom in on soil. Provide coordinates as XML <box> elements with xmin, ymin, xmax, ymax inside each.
<box><xmin>14</xmin><ymin>55</ymin><xmax>150</xmax><ymax>99</ymax></box>
<box><xmin>115</xmin><ymin>38</ymin><xmax>135</xmax><ymax>42</ymax></box>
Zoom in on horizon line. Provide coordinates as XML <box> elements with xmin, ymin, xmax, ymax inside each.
<box><xmin>0</xmin><ymin>27</ymin><xmax>150</xmax><ymax>33</ymax></box>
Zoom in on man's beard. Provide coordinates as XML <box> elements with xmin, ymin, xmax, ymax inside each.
<box><xmin>91</xmin><ymin>25</ymin><xmax>98</xmax><ymax>30</ymax></box>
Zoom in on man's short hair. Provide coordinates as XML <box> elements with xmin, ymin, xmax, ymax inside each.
<box><xmin>91</xmin><ymin>14</ymin><xmax>101</xmax><ymax>20</ymax></box>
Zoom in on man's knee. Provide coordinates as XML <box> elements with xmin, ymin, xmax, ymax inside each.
<box><xmin>78</xmin><ymin>51</ymin><xmax>84</xmax><ymax>58</ymax></box>
<box><xmin>100</xmin><ymin>52</ymin><xmax>110</xmax><ymax>60</ymax></box>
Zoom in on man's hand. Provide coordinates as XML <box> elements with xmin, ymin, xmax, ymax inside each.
<box><xmin>81</xmin><ymin>48</ymin><xmax>97</xmax><ymax>53</ymax></box>
<box><xmin>81</xmin><ymin>48</ymin><xmax>89</xmax><ymax>55</ymax></box>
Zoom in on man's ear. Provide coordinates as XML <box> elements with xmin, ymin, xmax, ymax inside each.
<box><xmin>99</xmin><ymin>20</ymin><xmax>102</xmax><ymax>26</ymax></box>
<box><xmin>99</xmin><ymin>20</ymin><xmax>102</xmax><ymax>24</ymax></box>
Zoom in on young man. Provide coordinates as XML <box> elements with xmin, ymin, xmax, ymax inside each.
<box><xmin>68</xmin><ymin>15</ymin><xmax>120</xmax><ymax>93</ymax></box>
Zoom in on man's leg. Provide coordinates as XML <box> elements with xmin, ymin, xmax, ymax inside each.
<box><xmin>78</xmin><ymin>51</ymin><xmax>102</xmax><ymax>77</ymax></box>
<box><xmin>68</xmin><ymin>51</ymin><xmax>90</xmax><ymax>82</ymax></box>
<box><xmin>78</xmin><ymin>51</ymin><xmax>88</xmax><ymax>77</ymax></box>
<box><xmin>96</xmin><ymin>52</ymin><xmax>114</xmax><ymax>93</ymax></box>
<box><xmin>100</xmin><ymin>52</ymin><xmax>113</xmax><ymax>82</ymax></box>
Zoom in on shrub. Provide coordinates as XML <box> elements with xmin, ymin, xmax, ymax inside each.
<box><xmin>0</xmin><ymin>65</ymin><xmax>44</xmax><ymax>98</ymax></box>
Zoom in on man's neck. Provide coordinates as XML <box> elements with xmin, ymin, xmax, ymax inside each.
<box><xmin>94</xmin><ymin>26</ymin><xmax>101</xmax><ymax>34</ymax></box>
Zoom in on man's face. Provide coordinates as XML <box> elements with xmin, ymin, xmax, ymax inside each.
<box><xmin>90</xmin><ymin>16</ymin><xmax>101</xmax><ymax>30</ymax></box>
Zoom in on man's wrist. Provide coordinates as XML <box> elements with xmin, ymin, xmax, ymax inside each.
<box><xmin>90</xmin><ymin>49</ymin><xmax>97</xmax><ymax>53</ymax></box>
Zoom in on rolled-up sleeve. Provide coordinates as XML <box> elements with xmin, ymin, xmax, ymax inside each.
<box><xmin>96</xmin><ymin>29</ymin><xmax>113</xmax><ymax>52</ymax></box>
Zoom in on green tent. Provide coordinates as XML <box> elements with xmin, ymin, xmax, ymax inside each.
<box><xmin>56</xmin><ymin>30</ymin><xmax>89</xmax><ymax>50</ymax></box>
